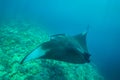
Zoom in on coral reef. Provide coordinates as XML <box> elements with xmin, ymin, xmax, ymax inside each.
<box><xmin>0</xmin><ymin>21</ymin><xmax>103</xmax><ymax>80</ymax></box>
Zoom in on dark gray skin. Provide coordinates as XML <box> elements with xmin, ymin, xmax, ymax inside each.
<box><xmin>20</xmin><ymin>31</ymin><xmax>91</xmax><ymax>64</ymax></box>
<box><xmin>40</xmin><ymin>34</ymin><xmax>90</xmax><ymax>64</ymax></box>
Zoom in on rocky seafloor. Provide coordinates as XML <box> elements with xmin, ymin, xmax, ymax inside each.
<box><xmin>0</xmin><ymin>21</ymin><xmax>104</xmax><ymax>80</ymax></box>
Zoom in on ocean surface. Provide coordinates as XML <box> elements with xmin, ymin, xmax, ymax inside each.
<box><xmin>0</xmin><ymin>0</ymin><xmax>120</xmax><ymax>80</ymax></box>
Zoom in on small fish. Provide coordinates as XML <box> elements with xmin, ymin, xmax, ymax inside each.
<box><xmin>20</xmin><ymin>27</ymin><xmax>91</xmax><ymax>64</ymax></box>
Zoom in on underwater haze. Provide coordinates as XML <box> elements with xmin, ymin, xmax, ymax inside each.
<box><xmin>0</xmin><ymin>0</ymin><xmax>120</xmax><ymax>80</ymax></box>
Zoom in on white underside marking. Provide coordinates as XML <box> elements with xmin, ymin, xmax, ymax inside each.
<box><xmin>23</xmin><ymin>46</ymin><xmax>47</xmax><ymax>62</ymax></box>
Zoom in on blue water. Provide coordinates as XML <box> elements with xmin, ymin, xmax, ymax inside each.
<box><xmin>0</xmin><ymin>0</ymin><xmax>120</xmax><ymax>80</ymax></box>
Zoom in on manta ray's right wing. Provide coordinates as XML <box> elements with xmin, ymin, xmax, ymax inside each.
<box><xmin>73</xmin><ymin>25</ymin><xmax>90</xmax><ymax>53</ymax></box>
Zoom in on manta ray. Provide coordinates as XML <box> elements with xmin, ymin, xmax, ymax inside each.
<box><xmin>20</xmin><ymin>28</ymin><xmax>91</xmax><ymax>64</ymax></box>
